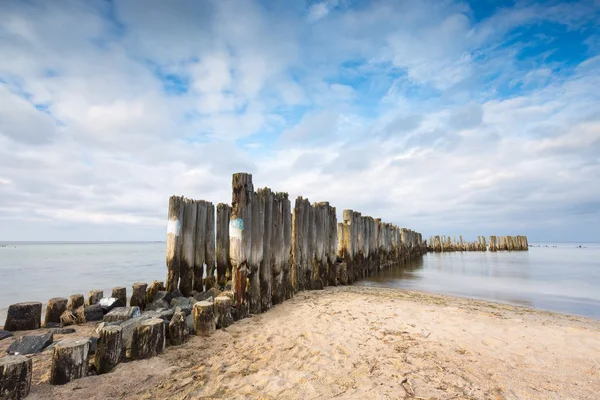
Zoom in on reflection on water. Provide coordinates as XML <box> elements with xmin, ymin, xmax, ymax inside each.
<box><xmin>356</xmin><ymin>243</ymin><xmax>600</xmax><ymax>319</ymax></box>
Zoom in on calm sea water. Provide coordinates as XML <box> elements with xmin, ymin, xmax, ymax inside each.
<box><xmin>0</xmin><ymin>242</ymin><xmax>166</xmax><ymax>323</ymax></box>
<box><xmin>1</xmin><ymin>242</ymin><xmax>599</xmax><ymax>322</ymax></box>
<box><xmin>356</xmin><ymin>243</ymin><xmax>600</xmax><ymax>319</ymax></box>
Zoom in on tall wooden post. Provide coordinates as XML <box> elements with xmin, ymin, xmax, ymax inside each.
<box><xmin>282</xmin><ymin>194</ymin><xmax>293</xmax><ymax>299</ymax></box>
<box><xmin>205</xmin><ymin>203</ymin><xmax>216</xmax><ymax>289</ymax></box>
<box><xmin>166</xmin><ymin>195</ymin><xmax>184</xmax><ymax>292</ymax></box>
<box><xmin>230</xmin><ymin>173</ymin><xmax>253</xmax><ymax>320</ymax></box>
<box><xmin>180</xmin><ymin>198</ymin><xmax>197</xmax><ymax>296</ymax></box>
<box><xmin>216</xmin><ymin>203</ymin><xmax>231</xmax><ymax>289</ymax></box>
<box><xmin>193</xmin><ymin>201</ymin><xmax>207</xmax><ymax>293</ymax></box>
<box><xmin>260</xmin><ymin>189</ymin><xmax>273</xmax><ymax>311</ymax></box>
<box><xmin>249</xmin><ymin>189</ymin><xmax>264</xmax><ymax>314</ymax></box>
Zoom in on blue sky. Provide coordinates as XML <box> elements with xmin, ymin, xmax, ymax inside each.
<box><xmin>0</xmin><ymin>0</ymin><xmax>599</xmax><ymax>242</ymax></box>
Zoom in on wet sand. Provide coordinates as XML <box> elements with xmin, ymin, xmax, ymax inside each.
<box><xmin>2</xmin><ymin>286</ymin><xmax>600</xmax><ymax>399</ymax></box>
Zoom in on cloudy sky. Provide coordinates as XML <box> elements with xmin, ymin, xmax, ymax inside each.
<box><xmin>1</xmin><ymin>0</ymin><xmax>599</xmax><ymax>242</ymax></box>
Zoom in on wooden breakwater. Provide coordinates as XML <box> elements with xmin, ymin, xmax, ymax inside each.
<box><xmin>166</xmin><ymin>172</ymin><xmax>426</xmax><ymax>319</ymax></box>
<box><xmin>428</xmin><ymin>235</ymin><xmax>529</xmax><ymax>252</ymax></box>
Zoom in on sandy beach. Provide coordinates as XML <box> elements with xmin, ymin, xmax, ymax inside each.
<box><xmin>2</xmin><ymin>286</ymin><xmax>599</xmax><ymax>399</ymax></box>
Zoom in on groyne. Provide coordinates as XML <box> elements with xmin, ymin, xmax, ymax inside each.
<box><xmin>166</xmin><ymin>173</ymin><xmax>426</xmax><ymax>319</ymax></box>
<box><xmin>428</xmin><ymin>234</ymin><xmax>529</xmax><ymax>252</ymax></box>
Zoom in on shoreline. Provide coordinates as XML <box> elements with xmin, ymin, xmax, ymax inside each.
<box><xmin>2</xmin><ymin>286</ymin><xmax>599</xmax><ymax>399</ymax></box>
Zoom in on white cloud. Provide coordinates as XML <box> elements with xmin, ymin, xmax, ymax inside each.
<box><xmin>0</xmin><ymin>0</ymin><xmax>599</xmax><ymax>242</ymax></box>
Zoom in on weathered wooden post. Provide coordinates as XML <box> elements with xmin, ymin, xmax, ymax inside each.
<box><xmin>44</xmin><ymin>298</ymin><xmax>68</xmax><ymax>326</ymax></box>
<box><xmin>146</xmin><ymin>281</ymin><xmax>164</xmax><ymax>305</ymax></box>
<box><xmin>193</xmin><ymin>200</ymin><xmax>207</xmax><ymax>293</ymax></box>
<box><xmin>214</xmin><ymin>296</ymin><xmax>234</xmax><ymax>329</ymax></box>
<box><xmin>342</xmin><ymin>210</ymin><xmax>354</xmax><ymax>283</ymax></box>
<box><xmin>50</xmin><ymin>338</ymin><xmax>90</xmax><ymax>385</ymax></box>
<box><xmin>166</xmin><ymin>195</ymin><xmax>184</xmax><ymax>292</ymax></box>
<box><xmin>169</xmin><ymin>310</ymin><xmax>189</xmax><ymax>346</ymax></box>
<box><xmin>193</xmin><ymin>301</ymin><xmax>215</xmax><ymax>336</ymax></box>
<box><xmin>292</xmin><ymin>197</ymin><xmax>305</xmax><ymax>292</ymax></box>
<box><xmin>87</xmin><ymin>290</ymin><xmax>103</xmax><ymax>306</ymax></box>
<box><xmin>180</xmin><ymin>198</ymin><xmax>197</xmax><ymax>296</ymax></box>
<box><xmin>259</xmin><ymin>189</ymin><xmax>273</xmax><ymax>311</ymax></box>
<box><xmin>216</xmin><ymin>203</ymin><xmax>232</xmax><ymax>289</ymax></box>
<box><xmin>327</xmin><ymin>205</ymin><xmax>338</xmax><ymax>285</ymax></box>
<box><xmin>249</xmin><ymin>189</ymin><xmax>264</xmax><ymax>314</ymax></box>
<box><xmin>130</xmin><ymin>282</ymin><xmax>148</xmax><ymax>311</ymax></box>
<box><xmin>272</xmin><ymin>192</ymin><xmax>286</xmax><ymax>302</ymax></box>
<box><xmin>230</xmin><ymin>173</ymin><xmax>253</xmax><ymax>319</ymax></box>
<box><xmin>313</xmin><ymin>202</ymin><xmax>325</xmax><ymax>289</ymax></box>
<box><xmin>0</xmin><ymin>355</ymin><xmax>32</xmax><ymax>399</ymax></box>
<box><xmin>131</xmin><ymin>318</ymin><xmax>165</xmax><ymax>360</ymax></box>
<box><xmin>111</xmin><ymin>287</ymin><xmax>127</xmax><ymax>306</ymax></box>
<box><xmin>205</xmin><ymin>203</ymin><xmax>216</xmax><ymax>289</ymax></box>
<box><xmin>3</xmin><ymin>302</ymin><xmax>42</xmax><ymax>331</ymax></box>
<box><xmin>95</xmin><ymin>325</ymin><xmax>122</xmax><ymax>374</ymax></box>
<box><xmin>282</xmin><ymin>194</ymin><xmax>293</xmax><ymax>299</ymax></box>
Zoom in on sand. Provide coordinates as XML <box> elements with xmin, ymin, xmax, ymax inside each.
<box><xmin>2</xmin><ymin>286</ymin><xmax>599</xmax><ymax>399</ymax></box>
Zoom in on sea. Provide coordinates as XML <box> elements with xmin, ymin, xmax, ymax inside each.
<box><xmin>0</xmin><ymin>241</ymin><xmax>599</xmax><ymax>322</ymax></box>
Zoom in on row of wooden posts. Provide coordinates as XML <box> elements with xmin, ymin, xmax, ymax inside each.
<box><xmin>0</xmin><ymin>281</ymin><xmax>235</xmax><ymax>398</ymax></box>
<box><xmin>428</xmin><ymin>235</ymin><xmax>529</xmax><ymax>252</ymax></box>
<box><xmin>166</xmin><ymin>173</ymin><xmax>427</xmax><ymax>319</ymax></box>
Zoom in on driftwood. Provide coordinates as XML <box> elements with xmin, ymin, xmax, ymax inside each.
<box><xmin>95</xmin><ymin>325</ymin><xmax>122</xmax><ymax>374</ymax></box>
<box><xmin>50</xmin><ymin>338</ymin><xmax>90</xmax><ymax>385</ymax></box>
<box><xmin>0</xmin><ymin>355</ymin><xmax>32</xmax><ymax>399</ymax></box>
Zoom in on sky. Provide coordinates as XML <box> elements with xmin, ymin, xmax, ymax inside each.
<box><xmin>0</xmin><ymin>0</ymin><xmax>599</xmax><ymax>243</ymax></box>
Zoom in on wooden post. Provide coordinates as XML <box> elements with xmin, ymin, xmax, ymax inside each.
<box><xmin>259</xmin><ymin>189</ymin><xmax>273</xmax><ymax>311</ymax></box>
<box><xmin>3</xmin><ymin>302</ymin><xmax>42</xmax><ymax>332</ymax></box>
<box><xmin>249</xmin><ymin>189</ymin><xmax>264</xmax><ymax>314</ymax></box>
<box><xmin>193</xmin><ymin>301</ymin><xmax>215</xmax><ymax>336</ymax></box>
<box><xmin>50</xmin><ymin>338</ymin><xmax>90</xmax><ymax>385</ymax></box>
<box><xmin>180</xmin><ymin>198</ymin><xmax>197</xmax><ymax>296</ymax></box>
<box><xmin>87</xmin><ymin>290</ymin><xmax>103</xmax><ymax>306</ymax></box>
<box><xmin>308</xmin><ymin>202</ymin><xmax>318</xmax><ymax>289</ymax></box>
<box><xmin>111</xmin><ymin>287</ymin><xmax>127</xmax><ymax>306</ymax></box>
<box><xmin>342</xmin><ymin>210</ymin><xmax>354</xmax><ymax>284</ymax></box>
<box><xmin>327</xmin><ymin>205</ymin><xmax>337</xmax><ymax>286</ymax></box>
<box><xmin>216</xmin><ymin>203</ymin><xmax>232</xmax><ymax>289</ymax></box>
<box><xmin>214</xmin><ymin>296</ymin><xmax>233</xmax><ymax>329</ymax></box>
<box><xmin>292</xmin><ymin>196</ymin><xmax>305</xmax><ymax>292</ymax></box>
<box><xmin>146</xmin><ymin>281</ymin><xmax>164</xmax><ymax>305</ymax></box>
<box><xmin>205</xmin><ymin>203</ymin><xmax>216</xmax><ymax>289</ymax></box>
<box><xmin>282</xmin><ymin>194</ymin><xmax>293</xmax><ymax>299</ymax></box>
<box><xmin>45</xmin><ymin>298</ymin><xmax>68</xmax><ymax>326</ymax></box>
<box><xmin>193</xmin><ymin>200</ymin><xmax>207</xmax><ymax>293</ymax></box>
<box><xmin>272</xmin><ymin>193</ymin><xmax>285</xmax><ymax>303</ymax></box>
<box><xmin>169</xmin><ymin>310</ymin><xmax>189</xmax><ymax>346</ymax></box>
<box><xmin>131</xmin><ymin>318</ymin><xmax>165</xmax><ymax>360</ymax></box>
<box><xmin>130</xmin><ymin>282</ymin><xmax>148</xmax><ymax>311</ymax></box>
<box><xmin>314</xmin><ymin>202</ymin><xmax>326</xmax><ymax>289</ymax></box>
<box><xmin>166</xmin><ymin>195</ymin><xmax>184</xmax><ymax>292</ymax></box>
<box><xmin>0</xmin><ymin>355</ymin><xmax>32</xmax><ymax>399</ymax></box>
<box><xmin>230</xmin><ymin>173</ymin><xmax>253</xmax><ymax>320</ymax></box>
<box><xmin>95</xmin><ymin>326</ymin><xmax>122</xmax><ymax>374</ymax></box>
